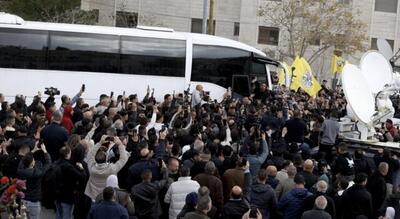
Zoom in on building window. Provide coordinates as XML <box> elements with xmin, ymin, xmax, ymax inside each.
<box><xmin>116</xmin><ymin>11</ymin><xmax>138</xmax><ymax>28</ymax></box>
<box><xmin>375</xmin><ymin>0</ymin><xmax>398</xmax><ymax>13</ymax></box>
<box><xmin>191</xmin><ymin>18</ymin><xmax>216</xmax><ymax>35</ymax></box>
<box><xmin>234</xmin><ymin>22</ymin><xmax>240</xmax><ymax>36</ymax></box>
<box><xmin>258</xmin><ymin>26</ymin><xmax>279</xmax><ymax>45</ymax></box>
<box><xmin>371</xmin><ymin>37</ymin><xmax>395</xmax><ymax>50</ymax></box>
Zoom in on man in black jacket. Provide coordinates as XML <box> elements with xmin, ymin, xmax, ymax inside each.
<box><xmin>332</xmin><ymin>144</ymin><xmax>355</xmax><ymax>181</ymax></box>
<box><xmin>41</xmin><ymin>111</ymin><xmax>68</xmax><ymax>161</ymax></box>
<box><xmin>54</xmin><ymin>146</ymin><xmax>86</xmax><ymax>219</ymax></box>
<box><xmin>248</xmin><ymin>169</ymin><xmax>277</xmax><ymax>219</ymax></box>
<box><xmin>301</xmin><ymin>196</ymin><xmax>332</xmax><ymax>219</ymax></box>
<box><xmin>3</xmin><ymin>144</ymin><xmax>30</xmax><ymax>178</ymax></box>
<box><xmin>341</xmin><ymin>173</ymin><xmax>373</xmax><ymax>219</ymax></box>
<box><xmin>131</xmin><ymin>163</ymin><xmax>169</xmax><ymax>219</ymax></box>
<box><xmin>18</xmin><ymin>142</ymin><xmax>51</xmax><ymax>219</ymax></box>
<box><xmin>367</xmin><ymin>162</ymin><xmax>388</xmax><ymax>217</ymax></box>
<box><xmin>283</xmin><ymin>110</ymin><xmax>307</xmax><ymax>144</ymax></box>
<box><xmin>222</xmin><ymin>186</ymin><xmax>250</xmax><ymax>219</ymax></box>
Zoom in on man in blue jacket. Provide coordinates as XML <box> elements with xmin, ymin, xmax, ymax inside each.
<box><xmin>278</xmin><ymin>174</ymin><xmax>311</xmax><ymax>219</ymax></box>
<box><xmin>247</xmin><ymin>132</ymin><xmax>269</xmax><ymax>180</ymax></box>
<box><xmin>88</xmin><ymin>187</ymin><xmax>128</xmax><ymax>219</ymax></box>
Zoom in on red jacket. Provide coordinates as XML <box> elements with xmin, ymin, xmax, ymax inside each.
<box><xmin>62</xmin><ymin>105</ymin><xmax>74</xmax><ymax>134</ymax></box>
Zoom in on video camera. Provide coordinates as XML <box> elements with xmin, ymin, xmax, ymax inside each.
<box><xmin>44</xmin><ymin>87</ymin><xmax>60</xmax><ymax>96</ymax></box>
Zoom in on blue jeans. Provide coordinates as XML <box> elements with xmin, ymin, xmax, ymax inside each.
<box><xmin>22</xmin><ymin>200</ymin><xmax>41</xmax><ymax>219</ymax></box>
<box><xmin>55</xmin><ymin>201</ymin><xmax>74</xmax><ymax>219</ymax></box>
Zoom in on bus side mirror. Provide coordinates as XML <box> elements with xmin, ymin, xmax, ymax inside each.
<box><xmin>232</xmin><ymin>75</ymin><xmax>251</xmax><ymax>98</ymax></box>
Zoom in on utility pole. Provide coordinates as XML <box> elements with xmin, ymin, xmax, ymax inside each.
<box><xmin>114</xmin><ymin>0</ymin><xmax>117</xmax><ymax>26</ymax></box>
<box><xmin>208</xmin><ymin>0</ymin><xmax>215</xmax><ymax>35</ymax></box>
<box><xmin>202</xmin><ymin>0</ymin><xmax>208</xmax><ymax>34</ymax></box>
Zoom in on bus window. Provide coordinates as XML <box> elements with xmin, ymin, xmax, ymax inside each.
<box><xmin>0</xmin><ymin>28</ymin><xmax>47</xmax><ymax>69</ymax></box>
<box><xmin>48</xmin><ymin>32</ymin><xmax>119</xmax><ymax>73</ymax></box>
<box><xmin>120</xmin><ymin>37</ymin><xmax>186</xmax><ymax>77</ymax></box>
<box><xmin>191</xmin><ymin>45</ymin><xmax>251</xmax><ymax>88</ymax></box>
<box><xmin>232</xmin><ymin>75</ymin><xmax>251</xmax><ymax>97</ymax></box>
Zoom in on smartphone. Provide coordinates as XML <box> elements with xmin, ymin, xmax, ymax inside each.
<box><xmin>110</xmin><ymin>91</ymin><xmax>114</xmax><ymax>98</ymax></box>
<box><xmin>123</xmin><ymin>91</ymin><xmax>126</xmax><ymax>96</ymax></box>
<box><xmin>37</xmin><ymin>139</ymin><xmax>43</xmax><ymax>149</ymax></box>
<box><xmin>81</xmin><ymin>84</ymin><xmax>85</xmax><ymax>92</ymax></box>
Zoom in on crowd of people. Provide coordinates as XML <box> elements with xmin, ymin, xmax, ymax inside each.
<box><xmin>0</xmin><ymin>80</ymin><xmax>399</xmax><ymax>219</ymax></box>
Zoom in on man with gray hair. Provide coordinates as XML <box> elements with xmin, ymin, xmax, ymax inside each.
<box><xmin>41</xmin><ymin>110</ymin><xmax>69</xmax><ymax>160</ymax></box>
<box><xmin>183</xmin><ymin>196</ymin><xmax>212</xmax><ymax>219</ymax></box>
<box><xmin>301</xmin><ymin>196</ymin><xmax>332</xmax><ymax>219</ymax></box>
<box><xmin>367</xmin><ymin>162</ymin><xmax>389</xmax><ymax>217</ymax></box>
<box><xmin>303</xmin><ymin>180</ymin><xmax>336</xmax><ymax>219</ymax></box>
<box><xmin>194</xmin><ymin>161</ymin><xmax>224</xmax><ymax>213</ymax></box>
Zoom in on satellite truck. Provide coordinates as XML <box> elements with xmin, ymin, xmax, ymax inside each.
<box><xmin>338</xmin><ymin>39</ymin><xmax>400</xmax><ymax>152</ymax></box>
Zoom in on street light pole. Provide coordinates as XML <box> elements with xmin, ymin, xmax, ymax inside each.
<box><xmin>114</xmin><ymin>0</ymin><xmax>117</xmax><ymax>26</ymax></box>
<box><xmin>202</xmin><ymin>0</ymin><xmax>208</xmax><ymax>34</ymax></box>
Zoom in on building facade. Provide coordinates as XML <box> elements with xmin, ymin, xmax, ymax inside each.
<box><xmin>81</xmin><ymin>0</ymin><xmax>400</xmax><ymax>80</ymax></box>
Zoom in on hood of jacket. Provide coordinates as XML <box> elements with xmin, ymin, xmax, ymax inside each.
<box><xmin>291</xmin><ymin>188</ymin><xmax>310</xmax><ymax>199</ymax></box>
<box><xmin>251</xmin><ymin>183</ymin><xmax>273</xmax><ymax>194</ymax></box>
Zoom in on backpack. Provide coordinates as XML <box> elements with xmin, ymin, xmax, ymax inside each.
<box><xmin>42</xmin><ymin>162</ymin><xmax>64</xmax><ymax>209</ymax></box>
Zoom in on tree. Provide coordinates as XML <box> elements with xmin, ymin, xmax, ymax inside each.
<box><xmin>115</xmin><ymin>0</ymin><xmax>163</xmax><ymax>28</ymax></box>
<box><xmin>0</xmin><ymin>0</ymin><xmax>98</xmax><ymax>24</ymax></box>
<box><xmin>258</xmin><ymin>0</ymin><xmax>368</xmax><ymax>64</ymax></box>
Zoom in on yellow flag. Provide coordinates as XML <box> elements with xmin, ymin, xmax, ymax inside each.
<box><xmin>331</xmin><ymin>55</ymin><xmax>345</xmax><ymax>75</ymax></box>
<box><xmin>278</xmin><ymin>62</ymin><xmax>290</xmax><ymax>86</ymax></box>
<box><xmin>300</xmin><ymin>58</ymin><xmax>321</xmax><ymax>97</ymax></box>
<box><xmin>290</xmin><ymin>57</ymin><xmax>321</xmax><ymax>97</ymax></box>
<box><xmin>289</xmin><ymin>56</ymin><xmax>304</xmax><ymax>91</ymax></box>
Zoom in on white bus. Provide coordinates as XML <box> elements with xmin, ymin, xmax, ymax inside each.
<box><xmin>0</xmin><ymin>12</ymin><xmax>284</xmax><ymax>105</ymax></box>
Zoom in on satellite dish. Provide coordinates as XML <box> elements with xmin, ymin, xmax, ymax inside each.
<box><xmin>342</xmin><ymin>64</ymin><xmax>376</xmax><ymax>124</ymax></box>
<box><xmin>360</xmin><ymin>51</ymin><xmax>393</xmax><ymax>94</ymax></box>
<box><xmin>377</xmin><ymin>38</ymin><xmax>393</xmax><ymax>61</ymax></box>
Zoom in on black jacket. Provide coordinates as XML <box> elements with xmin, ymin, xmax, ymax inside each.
<box><xmin>367</xmin><ymin>170</ymin><xmax>387</xmax><ymax>216</ymax></box>
<box><xmin>298</xmin><ymin>171</ymin><xmax>318</xmax><ymax>190</ymax></box>
<box><xmin>131</xmin><ymin>170</ymin><xmax>169</xmax><ymax>219</ymax></box>
<box><xmin>341</xmin><ymin>184</ymin><xmax>372</xmax><ymax>219</ymax></box>
<box><xmin>3</xmin><ymin>153</ymin><xmax>23</xmax><ymax>178</ymax></box>
<box><xmin>41</xmin><ymin>122</ymin><xmax>68</xmax><ymax>161</ymax></box>
<box><xmin>222</xmin><ymin>198</ymin><xmax>250</xmax><ymax>219</ymax></box>
<box><xmin>332</xmin><ymin>152</ymin><xmax>355</xmax><ymax>176</ymax></box>
<box><xmin>17</xmin><ymin>153</ymin><xmax>51</xmax><ymax>202</ymax></box>
<box><xmin>54</xmin><ymin>158</ymin><xmax>86</xmax><ymax>204</ymax></box>
<box><xmin>248</xmin><ymin>183</ymin><xmax>277</xmax><ymax>219</ymax></box>
<box><xmin>284</xmin><ymin>118</ymin><xmax>307</xmax><ymax>143</ymax></box>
